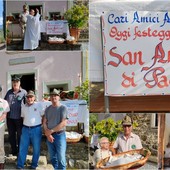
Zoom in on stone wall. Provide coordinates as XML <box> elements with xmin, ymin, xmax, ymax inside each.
<box><xmin>66</xmin><ymin>140</ymin><xmax>88</xmax><ymax>169</ymax></box>
<box><xmin>5</xmin><ymin>134</ymin><xmax>89</xmax><ymax>169</ymax></box>
<box><xmin>127</xmin><ymin>113</ymin><xmax>158</xmax><ymax>156</ymax></box>
<box><xmin>32</xmin><ymin>136</ymin><xmax>88</xmax><ymax>169</ymax></box>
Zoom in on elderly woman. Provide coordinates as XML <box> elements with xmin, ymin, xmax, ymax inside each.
<box><xmin>93</xmin><ymin>137</ymin><xmax>112</xmax><ymax>167</ymax></box>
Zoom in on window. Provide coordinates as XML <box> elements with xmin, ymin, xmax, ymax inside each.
<box><xmin>49</xmin><ymin>12</ymin><xmax>61</xmax><ymax>20</ymax></box>
<box><xmin>12</xmin><ymin>13</ymin><xmax>20</xmax><ymax>22</ymax></box>
<box><xmin>29</xmin><ymin>5</ymin><xmax>42</xmax><ymax>20</ymax></box>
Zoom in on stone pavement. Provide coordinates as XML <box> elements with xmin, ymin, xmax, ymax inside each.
<box><xmin>4</xmin><ymin>155</ymin><xmax>53</xmax><ymax>170</ymax></box>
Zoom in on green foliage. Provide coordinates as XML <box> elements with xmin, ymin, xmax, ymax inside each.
<box><xmin>0</xmin><ymin>30</ymin><xmax>5</xmax><ymax>43</ymax></box>
<box><xmin>43</xmin><ymin>93</ymin><xmax>49</xmax><ymax>99</ymax></box>
<box><xmin>94</xmin><ymin>117</ymin><xmax>139</xmax><ymax>142</ymax></box>
<box><xmin>75</xmin><ymin>80</ymin><xmax>89</xmax><ymax>103</ymax></box>
<box><xmin>64</xmin><ymin>4</ymin><xmax>89</xmax><ymax>29</ymax></box>
<box><xmin>6</xmin><ymin>29</ymin><xmax>10</xmax><ymax>37</ymax></box>
<box><xmin>95</xmin><ymin>118</ymin><xmax>123</xmax><ymax>142</ymax></box>
<box><xmin>89</xmin><ymin>113</ymin><xmax>98</xmax><ymax>135</ymax></box>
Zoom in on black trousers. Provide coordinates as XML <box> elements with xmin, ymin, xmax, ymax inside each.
<box><xmin>7</xmin><ymin>118</ymin><xmax>23</xmax><ymax>154</ymax></box>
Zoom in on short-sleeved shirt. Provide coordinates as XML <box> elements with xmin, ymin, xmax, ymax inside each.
<box><xmin>4</xmin><ymin>88</ymin><xmax>27</xmax><ymax>119</ymax></box>
<box><xmin>21</xmin><ymin>102</ymin><xmax>44</xmax><ymax>126</ymax></box>
<box><xmin>0</xmin><ymin>98</ymin><xmax>10</xmax><ymax>128</ymax></box>
<box><xmin>44</xmin><ymin>104</ymin><xmax>67</xmax><ymax>130</ymax></box>
<box><xmin>113</xmin><ymin>132</ymin><xmax>142</xmax><ymax>153</ymax></box>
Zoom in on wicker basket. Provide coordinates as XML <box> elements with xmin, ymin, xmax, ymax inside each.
<box><xmin>96</xmin><ymin>149</ymin><xmax>151</xmax><ymax>170</ymax></box>
<box><xmin>66</xmin><ymin>40</ymin><xmax>76</xmax><ymax>44</ymax></box>
<box><xmin>48</xmin><ymin>40</ymin><xmax>64</xmax><ymax>44</ymax></box>
<box><xmin>66</xmin><ymin>136</ymin><xmax>82</xmax><ymax>143</ymax></box>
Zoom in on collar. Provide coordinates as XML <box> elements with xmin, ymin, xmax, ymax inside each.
<box><xmin>12</xmin><ymin>88</ymin><xmax>22</xmax><ymax>93</ymax></box>
<box><xmin>121</xmin><ymin>132</ymin><xmax>135</xmax><ymax>140</ymax></box>
<box><xmin>26</xmin><ymin>102</ymin><xmax>35</xmax><ymax>107</ymax></box>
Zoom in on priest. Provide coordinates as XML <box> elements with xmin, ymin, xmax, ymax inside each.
<box><xmin>24</xmin><ymin>8</ymin><xmax>40</xmax><ymax>50</ymax></box>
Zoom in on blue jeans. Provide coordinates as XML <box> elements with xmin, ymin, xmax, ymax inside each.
<box><xmin>46</xmin><ymin>132</ymin><xmax>66</xmax><ymax>170</ymax></box>
<box><xmin>17</xmin><ymin>125</ymin><xmax>42</xmax><ymax>169</ymax></box>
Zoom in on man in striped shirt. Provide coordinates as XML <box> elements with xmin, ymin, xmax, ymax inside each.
<box><xmin>0</xmin><ymin>86</ymin><xmax>10</xmax><ymax>169</ymax></box>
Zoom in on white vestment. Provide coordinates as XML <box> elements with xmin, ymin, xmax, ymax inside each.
<box><xmin>24</xmin><ymin>13</ymin><xmax>40</xmax><ymax>50</ymax></box>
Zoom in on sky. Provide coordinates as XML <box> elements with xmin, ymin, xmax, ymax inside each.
<box><xmin>0</xmin><ymin>0</ymin><xmax>3</xmax><ymax>25</ymax></box>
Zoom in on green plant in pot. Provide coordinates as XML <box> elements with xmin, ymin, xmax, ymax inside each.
<box><xmin>74</xmin><ymin>80</ymin><xmax>89</xmax><ymax>103</ymax></box>
<box><xmin>95</xmin><ymin>117</ymin><xmax>138</xmax><ymax>143</ymax></box>
<box><xmin>6</xmin><ymin>29</ymin><xmax>11</xmax><ymax>44</ymax></box>
<box><xmin>94</xmin><ymin>116</ymin><xmax>139</xmax><ymax>153</ymax></box>
<box><xmin>95</xmin><ymin>118</ymin><xmax>123</xmax><ymax>143</ymax></box>
<box><xmin>64</xmin><ymin>4</ymin><xmax>89</xmax><ymax>41</ymax></box>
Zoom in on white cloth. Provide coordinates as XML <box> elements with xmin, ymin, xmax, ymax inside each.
<box><xmin>24</xmin><ymin>13</ymin><xmax>40</xmax><ymax>50</ymax></box>
<box><xmin>21</xmin><ymin>102</ymin><xmax>44</xmax><ymax>126</ymax></box>
<box><xmin>113</xmin><ymin>132</ymin><xmax>142</xmax><ymax>153</ymax></box>
<box><xmin>0</xmin><ymin>98</ymin><xmax>10</xmax><ymax>163</ymax></box>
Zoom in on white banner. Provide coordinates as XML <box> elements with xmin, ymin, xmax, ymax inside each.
<box><xmin>61</xmin><ymin>100</ymin><xmax>88</xmax><ymax>127</ymax></box>
<box><xmin>47</xmin><ymin>21</ymin><xmax>64</xmax><ymax>35</ymax></box>
<box><xmin>63</xmin><ymin>102</ymin><xmax>79</xmax><ymax>126</ymax></box>
<box><xmin>102</xmin><ymin>11</ymin><xmax>170</xmax><ymax>96</ymax></box>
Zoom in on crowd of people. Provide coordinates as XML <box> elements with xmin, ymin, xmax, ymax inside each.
<box><xmin>0</xmin><ymin>75</ymin><xmax>68</xmax><ymax>170</ymax></box>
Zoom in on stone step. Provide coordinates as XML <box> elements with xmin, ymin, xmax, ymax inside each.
<box><xmin>4</xmin><ymin>155</ymin><xmax>53</xmax><ymax>170</ymax></box>
<box><xmin>6</xmin><ymin>40</ymin><xmax>81</xmax><ymax>51</ymax></box>
<box><xmin>5</xmin><ymin>155</ymin><xmax>47</xmax><ymax>166</ymax></box>
<box><xmin>5</xmin><ymin>164</ymin><xmax>53</xmax><ymax>170</ymax></box>
<box><xmin>4</xmin><ymin>131</ymin><xmax>89</xmax><ymax>169</ymax></box>
<box><xmin>4</xmin><ymin>131</ymin><xmax>48</xmax><ymax>157</ymax></box>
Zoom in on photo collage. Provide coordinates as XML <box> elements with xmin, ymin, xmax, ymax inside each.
<box><xmin>0</xmin><ymin>0</ymin><xmax>170</xmax><ymax>169</ymax></box>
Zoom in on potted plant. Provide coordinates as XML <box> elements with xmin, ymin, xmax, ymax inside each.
<box><xmin>6</xmin><ymin>20</ymin><xmax>12</xmax><ymax>44</ymax></box>
<box><xmin>6</xmin><ymin>29</ymin><xmax>11</xmax><ymax>44</ymax></box>
<box><xmin>74</xmin><ymin>80</ymin><xmax>89</xmax><ymax>103</ymax></box>
<box><xmin>64</xmin><ymin>4</ymin><xmax>89</xmax><ymax>41</ymax></box>
<box><xmin>94</xmin><ymin>117</ymin><xmax>139</xmax><ymax>142</ymax></box>
<box><xmin>95</xmin><ymin>118</ymin><xmax>123</xmax><ymax>143</ymax></box>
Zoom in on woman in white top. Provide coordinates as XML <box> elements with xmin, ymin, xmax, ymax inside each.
<box><xmin>93</xmin><ymin>137</ymin><xmax>112</xmax><ymax>167</ymax></box>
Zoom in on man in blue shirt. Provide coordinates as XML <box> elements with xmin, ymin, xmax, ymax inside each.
<box><xmin>4</xmin><ymin>75</ymin><xmax>27</xmax><ymax>156</ymax></box>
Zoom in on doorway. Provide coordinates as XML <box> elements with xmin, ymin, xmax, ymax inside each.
<box><xmin>29</xmin><ymin>5</ymin><xmax>43</xmax><ymax>19</ymax></box>
<box><xmin>11</xmin><ymin>74</ymin><xmax>35</xmax><ymax>92</ymax></box>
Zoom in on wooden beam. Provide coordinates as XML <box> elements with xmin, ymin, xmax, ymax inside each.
<box><xmin>158</xmin><ymin>113</ymin><xmax>165</xmax><ymax>169</ymax></box>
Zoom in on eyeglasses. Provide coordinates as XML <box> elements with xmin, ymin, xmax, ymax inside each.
<box><xmin>123</xmin><ymin>125</ymin><xmax>131</xmax><ymax>128</ymax></box>
<box><xmin>100</xmin><ymin>142</ymin><xmax>109</xmax><ymax>144</ymax></box>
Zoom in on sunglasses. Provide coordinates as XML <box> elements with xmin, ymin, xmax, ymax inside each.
<box><xmin>123</xmin><ymin>125</ymin><xmax>132</xmax><ymax>128</ymax></box>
